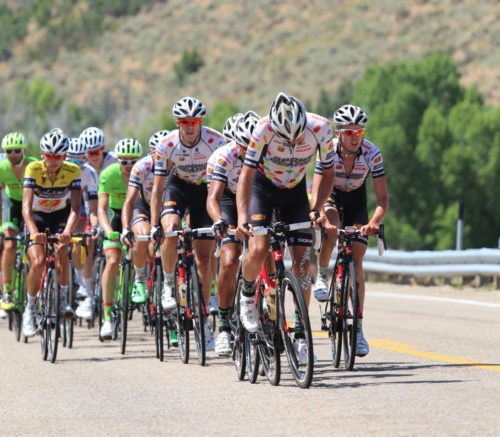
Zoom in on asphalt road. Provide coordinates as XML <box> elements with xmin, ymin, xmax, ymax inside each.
<box><xmin>0</xmin><ymin>282</ymin><xmax>499</xmax><ymax>436</ymax></box>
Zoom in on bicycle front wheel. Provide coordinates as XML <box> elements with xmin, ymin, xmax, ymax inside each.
<box><xmin>329</xmin><ymin>263</ymin><xmax>343</xmax><ymax>368</ymax></box>
<box><xmin>174</xmin><ymin>267</ymin><xmax>189</xmax><ymax>364</ymax></box>
<box><xmin>153</xmin><ymin>266</ymin><xmax>164</xmax><ymax>361</ymax></box>
<box><xmin>14</xmin><ymin>263</ymin><xmax>28</xmax><ymax>342</ymax></box>
<box><xmin>46</xmin><ymin>269</ymin><xmax>60</xmax><ymax>363</ymax></box>
<box><xmin>189</xmin><ymin>265</ymin><xmax>205</xmax><ymax>366</ymax></box>
<box><xmin>231</xmin><ymin>276</ymin><xmax>246</xmax><ymax>381</ymax></box>
<box><xmin>343</xmin><ymin>261</ymin><xmax>359</xmax><ymax>371</ymax></box>
<box><xmin>119</xmin><ymin>261</ymin><xmax>131</xmax><ymax>355</ymax></box>
<box><xmin>279</xmin><ymin>270</ymin><xmax>314</xmax><ymax>388</ymax></box>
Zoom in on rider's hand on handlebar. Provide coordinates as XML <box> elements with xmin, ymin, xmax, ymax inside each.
<box><xmin>58</xmin><ymin>230</ymin><xmax>71</xmax><ymax>245</ymax></box>
<box><xmin>360</xmin><ymin>222</ymin><xmax>379</xmax><ymax>237</ymax></box>
<box><xmin>120</xmin><ymin>228</ymin><xmax>134</xmax><ymax>246</ymax></box>
<box><xmin>213</xmin><ymin>218</ymin><xmax>227</xmax><ymax>239</ymax></box>
<box><xmin>235</xmin><ymin>221</ymin><xmax>252</xmax><ymax>241</ymax></box>
<box><xmin>150</xmin><ymin>225</ymin><xmax>162</xmax><ymax>244</ymax></box>
<box><xmin>32</xmin><ymin>231</ymin><xmax>48</xmax><ymax>245</ymax></box>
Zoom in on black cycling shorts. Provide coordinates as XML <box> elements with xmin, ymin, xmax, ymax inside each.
<box><xmin>110</xmin><ymin>208</ymin><xmax>123</xmax><ymax>234</ymax></box>
<box><xmin>248</xmin><ymin>171</ymin><xmax>312</xmax><ymax>247</ymax></box>
<box><xmin>160</xmin><ymin>174</ymin><xmax>213</xmax><ymax>240</ymax></box>
<box><xmin>325</xmin><ymin>183</ymin><xmax>369</xmax><ymax>245</ymax></box>
<box><xmin>131</xmin><ymin>196</ymin><xmax>150</xmax><ymax>227</ymax></box>
<box><xmin>2</xmin><ymin>197</ymin><xmax>23</xmax><ymax>232</ymax></box>
<box><xmin>220</xmin><ymin>190</ymin><xmax>239</xmax><ymax>245</ymax></box>
<box><xmin>28</xmin><ymin>205</ymin><xmax>70</xmax><ymax>247</ymax></box>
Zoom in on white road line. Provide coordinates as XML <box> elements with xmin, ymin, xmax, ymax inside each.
<box><xmin>370</xmin><ymin>291</ymin><xmax>500</xmax><ymax>308</ymax></box>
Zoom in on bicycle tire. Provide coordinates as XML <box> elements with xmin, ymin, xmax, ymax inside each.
<box><xmin>279</xmin><ymin>269</ymin><xmax>314</xmax><ymax>388</ymax></box>
<box><xmin>94</xmin><ymin>257</ymin><xmax>105</xmax><ymax>339</ymax></box>
<box><xmin>46</xmin><ymin>269</ymin><xmax>60</xmax><ymax>363</ymax></box>
<box><xmin>344</xmin><ymin>261</ymin><xmax>358</xmax><ymax>371</ymax></box>
<box><xmin>189</xmin><ymin>264</ymin><xmax>206</xmax><ymax>366</ymax></box>
<box><xmin>154</xmin><ymin>266</ymin><xmax>164</xmax><ymax>361</ymax></box>
<box><xmin>330</xmin><ymin>263</ymin><xmax>342</xmax><ymax>368</ymax></box>
<box><xmin>175</xmin><ymin>266</ymin><xmax>189</xmax><ymax>364</ymax></box>
<box><xmin>231</xmin><ymin>276</ymin><xmax>246</xmax><ymax>380</ymax></box>
<box><xmin>120</xmin><ymin>261</ymin><xmax>131</xmax><ymax>355</ymax></box>
<box><xmin>256</xmin><ymin>280</ymin><xmax>281</xmax><ymax>386</ymax></box>
<box><xmin>65</xmin><ymin>265</ymin><xmax>75</xmax><ymax>349</ymax></box>
<box><xmin>13</xmin><ymin>264</ymin><xmax>28</xmax><ymax>342</ymax></box>
<box><xmin>245</xmin><ymin>331</ymin><xmax>260</xmax><ymax>383</ymax></box>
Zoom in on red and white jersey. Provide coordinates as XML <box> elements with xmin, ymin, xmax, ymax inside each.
<box><xmin>243</xmin><ymin>113</ymin><xmax>334</xmax><ymax>189</ymax></box>
<box><xmin>154</xmin><ymin>127</ymin><xmax>225</xmax><ymax>184</ymax></box>
<box><xmin>207</xmin><ymin>142</ymin><xmax>242</xmax><ymax>194</ymax></box>
<box><xmin>129</xmin><ymin>155</ymin><xmax>155</xmax><ymax>204</ymax></box>
<box><xmin>315</xmin><ymin>138</ymin><xmax>385</xmax><ymax>192</ymax></box>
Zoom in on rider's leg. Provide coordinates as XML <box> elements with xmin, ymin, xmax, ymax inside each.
<box><xmin>1</xmin><ymin>227</ymin><xmax>18</xmax><ymax>301</ymax></box>
<box><xmin>102</xmin><ymin>244</ymin><xmax>121</xmax><ymax>321</ymax></box>
<box><xmin>193</xmin><ymin>239</ymin><xmax>215</xmax><ymax>309</ymax></box>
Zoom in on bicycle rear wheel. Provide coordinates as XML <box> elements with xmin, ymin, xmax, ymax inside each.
<box><xmin>120</xmin><ymin>262</ymin><xmax>131</xmax><ymax>355</ymax></box>
<box><xmin>65</xmin><ymin>265</ymin><xmax>76</xmax><ymax>348</ymax></box>
<box><xmin>279</xmin><ymin>270</ymin><xmax>314</xmax><ymax>388</ymax></box>
<box><xmin>175</xmin><ymin>267</ymin><xmax>189</xmax><ymax>364</ymax></box>
<box><xmin>94</xmin><ymin>257</ymin><xmax>105</xmax><ymax>339</ymax></box>
<box><xmin>343</xmin><ymin>261</ymin><xmax>359</xmax><ymax>371</ymax></box>
<box><xmin>231</xmin><ymin>275</ymin><xmax>246</xmax><ymax>380</ymax></box>
<box><xmin>189</xmin><ymin>265</ymin><xmax>205</xmax><ymax>366</ymax></box>
<box><xmin>329</xmin><ymin>263</ymin><xmax>343</xmax><ymax>368</ymax></box>
<box><xmin>13</xmin><ymin>263</ymin><xmax>28</xmax><ymax>342</ymax></box>
<box><xmin>245</xmin><ymin>331</ymin><xmax>260</xmax><ymax>383</ymax></box>
<box><xmin>153</xmin><ymin>266</ymin><xmax>164</xmax><ymax>361</ymax></box>
<box><xmin>46</xmin><ymin>269</ymin><xmax>60</xmax><ymax>363</ymax></box>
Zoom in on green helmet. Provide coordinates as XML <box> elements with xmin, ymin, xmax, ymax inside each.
<box><xmin>114</xmin><ymin>138</ymin><xmax>143</xmax><ymax>157</ymax></box>
<box><xmin>2</xmin><ymin>132</ymin><xmax>27</xmax><ymax>150</ymax></box>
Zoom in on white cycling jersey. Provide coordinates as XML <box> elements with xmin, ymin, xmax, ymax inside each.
<box><xmin>207</xmin><ymin>141</ymin><xmax>242</xmax><ymax>194</ymax></box>
<box><xmin>244</xmin><ymin>113</ymin><xmax>335</xmax><ymax>189</ymax></box>
<box><xmin>154</xmin><ymin>127</ymin><xmax>225</xmax><ymax>184</ymax></box>
<box><xmin>129</xmin><ymin>155</ymin><xmax>155</xmax><ymax>204</ymax></box>
<box><xmin>314</xmin><ymin>138</ymin><xmax>385</xmax><ymax>191</ymax></box>
<box><xmin>80</xmin><ymin>162</ymin><xmax>98</xmax><ymax>218</ymax></box>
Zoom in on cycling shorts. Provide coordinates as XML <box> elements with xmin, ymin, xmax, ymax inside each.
<box><xmin>220</xmin><ymin>190</ymin><xmax>239</xmax><ymax>246</ymax></box>
<box><xmin>248</xmin><ymin>171</ymin><xmax>312</xmax><ymax>247</ymax></box>
<box><xmin>131</xmin><ymin>196</ymin><xmax>151</xmax><ymax>227</ymax></box>
<box><xmin>27</xmin><ymin>205</ymin><xmax>70</xmax><ymax>247</ymax></box>
<box><xmin>2</xmin><ymin>197</ymin><xmax>23</xmax><ymax>232</ymax></box>
<box><xmin>160</xmin><ymin>173</ymin><xmax>213</xmax><ymax>240</ymax></box>
<box><xmin>325</xmin><ymin>184</ymin><xmax>369</xmax><ymax>245</ymax></box>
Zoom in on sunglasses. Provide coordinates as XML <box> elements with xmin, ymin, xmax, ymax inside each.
<box><xmin>176</xmin><ymin>118</ymin><xmax>202</xmax><ymax>127</ymax></box>
<box><xmin>87</xmin><ymin>148</ymin><xmax>103</xmax><ymax>156</ymax></box>
<box><xmin>44</xmin><ymin>153</ymin><xmax>65</xmax><ymax>160</ymax></box>
<box><xmin>339</xmin><ymin>128</ymin><xmax>365</xmax><ymax>137</ymax></box>
<box><xmin>6</xmin><ymin>149</ymin><xmax>23</xmax><ymax>154</ymax></box>
<box><xmin>119</xmin><ymin>159</ymin><xmax>138</xmax><ymax>166</ymax></box>
<box><xmin>68</xmin><ymin>158</ymin><xmax>84</xmax><ymax>165</ymax></box>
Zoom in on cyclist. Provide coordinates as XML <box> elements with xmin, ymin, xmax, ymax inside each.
<box><xmin>150</xmin><ymin>96</ymin><xmax>225</xmax><ymax>351</ymax></box>
<box><xmin>21</xmin><ymin>128</ymin><xmax>82</xmax><ymax>337</ymax></box>
<box><xmin>64</xmin><ymin>138</ymin><xmax>100</xmax><ymax>320</ymax></box>
<box><xmin>121</xmin><ymin>130</ymin><xmax>170</xmax><ymax>305</ymax></box>
<box><xmin>235</xmin><ymin>92</ymin><xmax>335</xmax><ymax>363</ymax></box>
<box><xmin>312</xmin><ymin>104</ymin><xmax>389</xmax><ymax>357</ymax></box>
<box><xmin>207</xmin><ymin>111</ymin><xmax>261</xmax><ymax>356</ymax></box>
<box><xmin>0</xmin><ymin>132</ymin><xmax>37</xmax><ymax>311</ymax></box>
<box><xmin>79</xmin><ymin>127</ymin><xmax>117</xmax><ymax>175</ymax></box>
<box><xmin>97</xmin><ymin>138</ymin><xmax>143</xmax><ymax>339</ymax></box>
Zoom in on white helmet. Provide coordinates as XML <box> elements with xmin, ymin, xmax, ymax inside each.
<box><xmin>68</xmin><ymin>137</ymin><xmax>87</xmax><ymax>156</ymax></box>
<box><xmin>172</xmin><ymin>96</ymin><xmax>207</xmax><ymax>118</ymax></box>
<box><xmin>269</xmin><ymin>92</ymin><xmax>307</xmax><ymax>141</ymax></box>
<box><xmin>114</xmin><ymin>138</ymin><xmax>143</xmax><ymax>157</ymax></box>
<box><xmin>223</xmin><ymin>113</ymin><xmax>243</xmax><ymax>142</ymax></box>
<box><xmin>40</xmin><ymin>128</ymin><xmax>69</xmax><ymax>154</ymax></box>
<box><xmin>79</xmin><ymin>127</ymin><xmax>105</xmax><ymax>151</ymax></box>
<box><xmin>148</xmin><ymin>130</ymin><xmax>170</xmax><ymax>151</ymax></box>
<box><xmin>333</xmin><ymin>104</ymin><xmax>368</xmax><ymax>127</ymax></box>
<box><xmin>235</xmin><ymin>110</ymin><xmax>260</xmax><ymax>148</ymax></box>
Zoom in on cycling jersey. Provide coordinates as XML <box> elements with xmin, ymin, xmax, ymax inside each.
<box><xmin>23</xmin><ymin>161</ymin><xmax>81</xmax><ymax>213</ymax></box>
<box><xmin>154</xmin><ymin>127</ymin><xmax>225</xmax><ymax>184</ymax></box>
<box><xmin>0</xmin><ymin>156</ymin><xmax>38</xmax><ymax>201</ymax></box>
<box><xmin>207</xmin><ymin>141</ymin><xmax>242</xmax><ymax>194</ymax></box>
<box><xmin>98</xmin><ymin>163</ymin><xmax>127</xmax><ymax>210</ymax></box>
<box><xmin>128</xmin><ymin>155</ymin><xmax>155</xmax><ymax>204</ymax></box>
<box><xmin>100</xmin><ymin>150</ymin><xmax>118</xmax><ymax>175</ymax></box>
<box><xmin>244</xmin><ymin>113</ymin><xmax>335</xmax><ymax>189</ymax></box>
<box><xmin>79</xmin><ymin>162</ymin><xmax>98</xmax><ymax>219</ymax></box>
<box><xmin>314</xmin><ymin>138</ymin><xmax>385</xmax><ymax>191</ymax></box>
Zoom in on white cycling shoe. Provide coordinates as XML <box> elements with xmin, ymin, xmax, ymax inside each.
<box><xmin>239</xmin><ymin>294</ymin><xmax>259</xmax><ymax>333</ymax></box>
<box><xmin>313</xmin><ymin>276</ymin><xmax>329</xmax><ymax>302</ymax></box>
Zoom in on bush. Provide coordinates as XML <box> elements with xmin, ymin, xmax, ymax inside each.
<box><xmin>174</xmin><ymin>48</ymin><xmax>205</xmax><ymax>86</ymax></box>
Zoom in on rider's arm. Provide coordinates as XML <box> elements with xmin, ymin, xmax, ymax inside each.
<box><xmin>310</xmin><ymin>166</ymin><xmax>334</xmax><ymax>213</ymax></box>
<box><xmin>236</xmin><ymin>165</ymin><xmax>256</xmax><ymax>226</ymax></box>
<box><xmin>22</xmin><ymin>186</ymin><xmax>38</xmax><ymax>235</ymax></box>
<box><xmin>97</xmin><ymin>196</ymin><xmax>114</xmax><ymax>236</ymax></box>
<box><xmin>88</xmin><ymin>199</ymin><xmax>99</xmax><ymax>228</ymax></box>
<box><xmin>63</xmin><ymin>189</ymin><xmax>82</xmax><ymax>234</ymax></box>
<box><xmin>206</xmin><ymin>180</ymin><xmax>226</xmax><ymax>223</ymax></box>
<box><xmin>150</xmin><ymin>174</ymin><xmax>165</xmax><ymax>227</ymax></box>
<box><xmin>363</xmin><ymin>175</ymin><xmax>389</xmax><ymax>235</ymax></box>
<box><xmin>122</xmin><ymin>186</ymin><xmax>139</xmax><ymax>229</ymax></box>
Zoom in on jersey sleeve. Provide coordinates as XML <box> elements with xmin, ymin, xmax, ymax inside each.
<box><xmin>154</xmin><ymin>135</ymin><xmax>173</xmax><ymax>177</ymax></box>
<box><xmin>98</xmin><ymin>168</ymin><xmax>110</xmax><ymax>198</ymax></box>
<box><xmin>129</xmin><ymin>162</ymin><xmax>145</xmax><ymax>190</ymax></box>
<box><xmin>369</xmin><ymin>148</ymin><xmax>385</xmax><ymax>179</ymax></box>
<box><xmin>23</xmin><ymin>162</ymin><xmax>37</xmax><ymax>189</ymax></box>
<box><xmin>70</xmin><ymin>166</ymin><xmax>82</xmax><ymax>191</ymax></box>
<box><xmin>315</xmin><ymin>120</ymin><xmax>335</xmax><ymax>170</ymax></box>
<box><xmin>243</xmin><ymin>118</ymin><xmax>270</xmax><ymax>169</ymax></box>
<box><xmin>86</xmin><ymin>166</ymin><xmax>99</xmax><ymax>200</ymax></box>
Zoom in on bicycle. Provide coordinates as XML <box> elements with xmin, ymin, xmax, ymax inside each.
<box><xmin>89</xmin><ymin>232</ymin><xmax>106</xmax><ymax>337</ymax></box>
<box><xmin>248</xmin><ymin>221</ymin><xmax>321</xmax><ymax>388</ymax></box>
<box><xmin>320</xmin><ymin>224</ymin><xmax>387</xmax><ymax>371</ymax></box>
<box><xmin>164</xmin><ymin>226</ymin><xmax>213</xmax><ymax>367</ymax></box>
<box><xmin>0</xmin><ymin>232</ymin><xmax>29</xmax><ymax>343</ymax></box>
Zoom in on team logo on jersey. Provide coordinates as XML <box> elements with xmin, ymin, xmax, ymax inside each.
<box><xmin>313</xmin><ymin>125</ymin><xmax>321</xmax><ymax>133</ymax></box>
<box><xmin>374</xmin><ymin>155</ymin><xmax>382</xmax><ymax>163</ymax></box>
<box><xmin>208</xmin><ymin>138</ymin><xmax>214</xmax><ymax>144</ymax></box>
<box><xmin>278</xmin><ymin>146</ymin><xmax>285</xmax><ymax>152</ymax></box>
<box><xmin>165</xmin><ymin>201</ymin><xmax>176</xmax><ymax>206</ymax></box>
<box><xmin>217</xmin><ymin>158</ymin><xmax>227</xmax><ymax>166</ymax></box>
<box><xmin>39</xmin><ymin>199</ymin><xmax>62</xmax><ymax>210</ymax></box>
<box><xmin>251</xmin><ymin>213</ymin><xmax>266</xmax><ymax>221</ymax></box>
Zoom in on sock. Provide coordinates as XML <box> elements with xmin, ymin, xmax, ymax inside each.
<box><xmin>218</xmin><ymin>306</ymin><xmax>232</xmax><ymax>332</ymax></box>
<box><xmin>74</xmin><ymin>268</ymin><xmax>84</xmax><ymax>286</ymax></box>
<box><xmin>60</xmin><ymin>285</ymin><xmax>69</xmax><ymax>305</ymax></box>
<box><xmin>103</xmin><ymin>302</ymin><xmax>112</xmax><ymax>321</ymax></box>
<box><xmin>295</xmin><ymin>310</ymin><xmax>303</xmax><ymax>331</ymax></box>
<box><xmin>241</xmin><ymin>278</ymin><xmax>256</xmax><ymax>298</ymax></box>
<box><xmin>163</xmin><ymin>271</ymin><xmax>175</xmax><ymax>289</ymax></box>
<box><xmin>357</xmin><ymin>315</ymin><xmax>363</xmax><ymax>332</ymax></box>
<box><xmin>318</xmin><ymin>266</ymin><xmax>328</xmax><ymax>280</ymax></box>
<box><xmin>134</xmin><ymin>266</ymin><xmax>146</xmax><ymax>283</ymax></box>
<box><xmin>83</xmin><ymin>277</ymin><xmax>92</xmax><ymax>293</ymax></box>
<box><xmin>27</xmin><ymin>295</ymin><xmax>37</xmax><ymax>312</ymax></box>
<box><xmin>2</xmin><ymin>280</ymin><xmax>12</xmax><ymax>295</ymax></box>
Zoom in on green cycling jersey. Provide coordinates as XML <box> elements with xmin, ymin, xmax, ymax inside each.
<box><xmin>98</xmin><ymin>163</ymin><xmax>128</xmax><ymax>210</ymax></box>
<box><xmin>0</xmin><ymin>156</ymin><xmax>38</xmax><ymax>201</ymax></box>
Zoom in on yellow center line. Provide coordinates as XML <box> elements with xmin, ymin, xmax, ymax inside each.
<box><xmin>312</xmin><ymin>332</ymin><xmax>500</xmax><ymax>372</ymax></box>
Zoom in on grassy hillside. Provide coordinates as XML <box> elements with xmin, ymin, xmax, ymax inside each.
<box><xmin>1</xmin><ymin>0</ymin><xmax>499</xmax><ymax>141</ymax></box>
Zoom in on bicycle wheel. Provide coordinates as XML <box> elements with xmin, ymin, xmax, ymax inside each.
<box><xmin>279</xmin><ymin>270</ymin><xmax>314</xmax><ymax>388</ymax></box>
<box><xmin>153</xmin><ymin>266</ymin><xmax>164</xmax><ymax>361</ymax></box>
<box><xmin>189</xmin><ymin>264</ymin><xmax>206</xmax><ymax>366</ymax></box>
<box><xmin>174</xmin><ymin>266</ymin><xmax>189</xmax><ymax>364</ymax></box>
<box><xmin>231</xmin><ymin>277</ymin><xmax>246</xmax><ymax>381</ymax></box>
<box><xmin>329</xmin><ymin>263</ymin><xmax>343</xmax><ymax>368</ymax></box>
<box><xmin>343</xmin><ymin>261</ymin><xmax>359</xmax><ymax>371</ymax></box>
<box><xmin>120</xmin><ymin>261</ymin><xmax>131</xmax><ymax>355</ymax></box>
<box><xmin>245</xmin><ymin>331</ymin><xmax>260</xmax><ymax>383</ymax></box>
<box><xmin>13</xmin><ymin>263</ymin><xmax>28</xmax><ymax>342</ymax></box>
<box><xmin>64</xmin><ymin>265</ymin><xmax>75</xmax><ymax>348</ymax></box>
<box><xmin>46</xmin><ymin>269</ymin><xmax>60</xmax><ymax>363</ymax></box>
<box><xmin>256</xmin><ymin>281</ymin><xmax>281</xmax><ymax>386</ymax></box>
<box><xmin>94</xmin><ymin>257</ymin><xmax>105</xmax><ymax>339</ymax></box>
